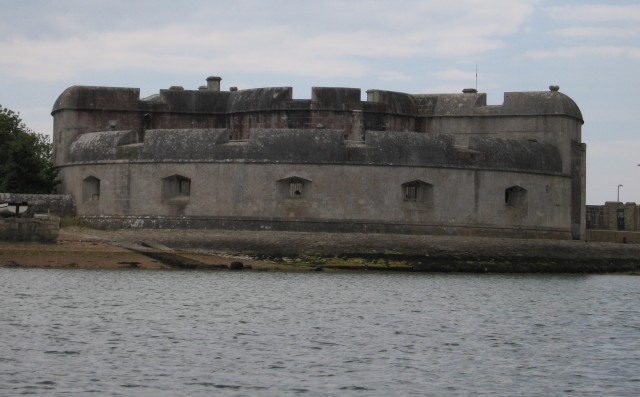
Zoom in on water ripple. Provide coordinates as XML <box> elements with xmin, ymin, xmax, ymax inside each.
<box><xmin>1</xmin><ymin>269</ymin><xmax>639</xmax><ymax>396</ymax></box>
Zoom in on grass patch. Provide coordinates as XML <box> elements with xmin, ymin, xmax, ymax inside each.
<box><xmin>60</xmin><ymin>216</ymin><xmax>89</xmax><ymax>228</ymax></box>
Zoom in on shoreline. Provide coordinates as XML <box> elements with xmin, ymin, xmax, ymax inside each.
<box><xmin>1</xmin><ymin>227</ymin><xmax>640</xmax><ymax>273</ymax></box>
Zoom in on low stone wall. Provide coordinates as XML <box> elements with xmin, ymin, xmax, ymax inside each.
<box><xmin>0</xmin><ymin>215</ymin><xmax>60</xmax><ymax>243</ymax></box>
<box><xmin>586</xmin><ymin>230</ymin><xmax>640</xmax><ymax>244</ymax></box>
<box><xmin>0</xmin><ymin>193</ymin><xmax>76</xmax><ymax>217</ymax></box>
<box><xmin>80</xmin><ymin>215</ymin><xmax>572</xmax><ymax>240</ymax></box>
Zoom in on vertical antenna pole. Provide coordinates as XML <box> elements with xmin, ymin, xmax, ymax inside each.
<box><xmin>475</xmin><ymin>64</ymin><xmax>478</xmax><ymax>91</ymax></box>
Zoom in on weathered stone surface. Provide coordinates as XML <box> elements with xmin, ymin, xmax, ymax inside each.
<box><xmin>0</xmin><ymin>193</ymin><xmax>75</xmax><ymax>217</ymax></box>
<box><xmin>468</xmin><ymin>137</ymin><xmax>562</xmax><ymax>173</ymax></box>
<box><xmin>142</xmin><ymin>129</ymin><xmax>229</xmax><ymax>160</ymax></box>
<box><xmin>0</xmin><ymin>215</ymin><xmax>60</xmax><ymax>243</ymax></box>
<box><xmin>51</xmin><ymin>78</ymin><xmax>585</xmax><ymax>239</ymax></box>
<box><xmin>70</xmin><ymin>130</ymin><xmax>137</xmax><ymax>162</ymax></box>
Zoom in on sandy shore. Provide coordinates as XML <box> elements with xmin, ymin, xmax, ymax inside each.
<box><xmin>0</xmin><ymin>228</ymin><xmax>285</xmax><ymax>271</ymax></box>
<box><xmin>1</xmin><ymin>227</ymin><xmax>640</xmax><ymax>272</ymax></box>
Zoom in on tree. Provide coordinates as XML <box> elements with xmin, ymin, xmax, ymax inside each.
<box><xmin>0</xmin><ymin>105</ymin><xmax>58</xmax><ymax>193</ymax></box>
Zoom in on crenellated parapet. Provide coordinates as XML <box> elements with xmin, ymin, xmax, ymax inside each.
<box><xmin>53</xmin><ymin>78</ymin><xmax>583</xmax><ymax>165</ymax></box>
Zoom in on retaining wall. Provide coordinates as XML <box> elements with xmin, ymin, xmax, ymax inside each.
<box><xmin>586</xmin><ymin>230</ymin><xmax>640</xmax><ymax>244</ymax></box>
<box><xmin>0</xmin><ymin>193</ymin><xmax>76</xmax><ymax>217</ymax></box>
<box><xmin>80</xmin><ymin>215</ymin><xmax>572</xmax><ymax>240</ymax></box>
<box><xmin>0</xmin><ymin>215</ymin><xmax>60</xmax><ymax>243</ymax></box>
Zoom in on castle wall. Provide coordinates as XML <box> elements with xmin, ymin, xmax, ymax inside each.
<box><xmin>51</xmin><ymin>80</ymin><xmax>585</xmax><ymax>239</ymax></box>
<box><xmin>58</xmin><ymin>159</ymin><xmax>572</xmax><ymax>238</ymax></box>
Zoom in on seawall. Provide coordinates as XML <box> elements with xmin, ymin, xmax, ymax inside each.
<box><xmin>29</xmin><ymin>227</ymin><xmax>640</xmax><ymax>273</ymax></box>
<box><xmin>586</xmin><ymin>230</ymin><xmax>640</xmax><ymax>244</ymax></box>
<box><xmin>0</xmin><ymin>215</ymin><xmax>60</xmax><ymax>243</ymax></box>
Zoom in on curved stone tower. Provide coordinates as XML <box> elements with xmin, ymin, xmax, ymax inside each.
<box><xmin>52</xmin><ymin>78</ymin><xmax>585</xmax><ymax>239</ymax></box>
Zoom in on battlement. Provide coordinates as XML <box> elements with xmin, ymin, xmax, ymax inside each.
<box><xmin>53</xmin><ymin>79</ymin><xmax>583</xmax><ymax>122</ymax></box>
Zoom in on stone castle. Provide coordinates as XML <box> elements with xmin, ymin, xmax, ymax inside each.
<box><xmin>52</xmin><ymin>77</ymin><xmax>585</xmax><ymax>239</ymax></box>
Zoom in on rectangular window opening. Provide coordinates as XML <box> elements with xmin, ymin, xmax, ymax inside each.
<box><xmin>290</xmin><ymin>182</ymin><xmax>303</xmax><ymax>197</ymax></box>
<box><xmin>405</xmin><ymin>185</ymin><xmax>417</xmax><ymax>201</ymax></box>
<box><xmin>179</xmin><ymin>180</ymin><xmax>191</xmax><ymax>196</ymax></box>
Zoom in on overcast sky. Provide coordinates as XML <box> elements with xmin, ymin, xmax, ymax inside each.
<box><xmin>1</xmin><ymin>0</ymin><xmax>638</xmax><ymax>204</ymax></box>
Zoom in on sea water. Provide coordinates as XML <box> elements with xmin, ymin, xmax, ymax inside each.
<box><xmin>1</xmin><ymin>269</ymin><xmax>639</xmax><ymax>396</ymax></box>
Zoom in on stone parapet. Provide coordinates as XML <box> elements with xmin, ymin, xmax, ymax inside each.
<box><xmin>0</xmin><ymin>215</ymin><xmax>60</xmax><ymax>243</ymax></box>
<box><xmin>0</xmin><ymin>193</ymin><xmax>76</xmax><ymax>217</ymax></box>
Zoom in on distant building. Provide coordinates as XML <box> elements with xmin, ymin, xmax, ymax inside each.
<box><xmin>587</xmin><ymin>202</ymin><xmax>640</xmax><ymax>231</ymax></box>
<box><xmin>52</xmin><ymin>77</ymin><xmax>585</xmax><ymax>239</ymax></box>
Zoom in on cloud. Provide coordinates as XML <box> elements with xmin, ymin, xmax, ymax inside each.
<box><xmin>589</xmin><ymin>138</ymin><xmax>640</xmax><ymax>160</ymax></box>
<box><xmin>0</xmin><ymin>26</ymin><xmax>373</xmax><ymax>81</ymax></box>
<box><xmin>376</xmin><ymin>71</ymin><xmax>412</xmax><ymax>82</ymax></box>
<box><xmin>17</xmin><ymin>106</ymin><xmax>54</xmax><ymax>136</ymax></box>
<box><xmin>552</xmin><ymin>26</ymin><xmax>640</xmax><ymax>38</ymax></box>
<box><xmin>434</xmin><ymin>69</ymin><xmax>477</xmax><ymax>81</ymax></box>
<box><xmin>532</xmin><ymin>4</ymin><xmax>640</xmax><ymax>61</ymax></box>
<box><xmin>526</xmin><ymin>46</ymin><xmax>640</xmax><ymax>60</ymax></box>
<box><xmin>0</xmin><ymin>1</ymin><xmax>537</xmax><ymax>82</ymax></box>
<box><xmin>587</xmin><ymin>137</ymin><xmax>640</xmax><ymax>204</ymax></box>
<box><xmin>546</xmin><ymin>4</ymin><xmax>640</xmax><ymax>23</ymax></box>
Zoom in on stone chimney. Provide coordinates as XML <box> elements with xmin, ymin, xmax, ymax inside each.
<box><xmin>206</xmin><ymin>76</ymin><xmax>222</xmax><ymax>92</ymax></box>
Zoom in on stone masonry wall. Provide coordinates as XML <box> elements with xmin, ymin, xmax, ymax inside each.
<box><xmin>0</xmin><ymin>193</ymin><xmax>76</xmax><ymax>217</ymax></box>
<box><xmin>0</xmin><ymin>215</ymin><xmax>60</xmax><ymax>243</ymax></box>
<box><xmin>51</xmin><ymin>80</ymin><xmax>586</xmax><ymax>239</ymax></box>
<box><xmin>586</xmin><ymin>202</ymin><xmax>639</xmax><ymax>232</ymax></box>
